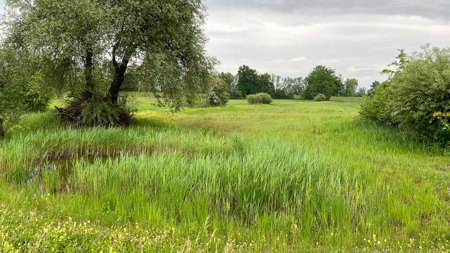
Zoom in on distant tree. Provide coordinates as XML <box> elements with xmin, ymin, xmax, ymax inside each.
<box><xmin>258</xmin><ymin>73</ymin><xmax>275</xmax><ymax>95</ymax></box>
<box><xmin>356</xmin><ymin>87</ymin><xmax>366</xmax><ymax>97</ymax></box>
<box><xmin>273</xmin><ymin>89</ymin><xmax>294</xmax><ymax>99</ymax></box>
<box><xmin>236</xmin><ymin>66</ymin><xmax>275</xmax><ymax>96</ymax></box>
<box><xmin>269</xmin><ymin>75</ymin><xmax>304</xmax><ymax>98</ymax></box>
<box><xmin>368</xmin><ymin>81</ymin><xmax>381</xmax><ymax>96</ymax></box>
<box><xmin>281</xmin><ymin>77</ymin><xmax>305</xmax><ymax>95</ymax></box>
<box><xmin>302</xmin><ymin>65</ymin><xmax>342</xmax><ymax>100</ymax></box>
<box><xmin>218</xmin><ymin>72</ymin><xmax>236</xmax><ymax>87</ymax></box>
<box><xmin>121</xmin><ymin>64</ymin><xmax>140</xmax><ymax>92</ymax></box>
<box><xmin>341</xmin><ymin>78</ymin><xmax>358</xmax><ymax>97</ymax></box>
<box><xmin>229</xmin><ymin>88</ymin><xmax>243</xmax><ymax>99</ymax></box>
<box><xmin>237</xmin><ymin>65</ymin><xmax>260</xmax><ymax>96</ymax></box>
<box><xmin>270</xmin><ymin>74</ymin><xmax>283</xmax><ymax>89</ymax></box>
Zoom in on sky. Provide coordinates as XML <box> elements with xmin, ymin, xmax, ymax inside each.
<box><xmin>204</xmin><ymin>0</ymin><xmax>450</xmax><ymax>88</ymax></box>
<box><xmin>1</xmin><ymin>1</ymin><xmax>449</xmax><ymax>88</ymax></box>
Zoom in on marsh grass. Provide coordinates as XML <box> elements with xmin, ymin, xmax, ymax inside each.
<box><xmin>0</xmin><ymin>96</ymin><xmax>449</xmax><ymax>252</ymax></box>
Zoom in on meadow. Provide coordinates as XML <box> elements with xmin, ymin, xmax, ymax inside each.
<box><xmin>0</xmin><ymin>95</ymin><xmax>448</xmax><ymax>252</ymax></box>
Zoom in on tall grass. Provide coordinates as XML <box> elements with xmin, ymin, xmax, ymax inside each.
<box><xmin>0</xmin><ymin>97</ymin><xmax>448</xmax><ymax>252</ymax></box>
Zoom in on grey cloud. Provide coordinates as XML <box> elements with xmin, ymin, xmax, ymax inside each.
<box><xmin>204</xmin><ymin>8</ymin><xmax>450</xmax><ymax>88</ymax></box>
<box><xmin>205</xmin><ymin>0</ymin><xmax>450</xmax><ymax>20</ymax></box>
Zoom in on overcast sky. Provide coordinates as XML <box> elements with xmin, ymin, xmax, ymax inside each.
<box><xmin>1</xmin><ymin>1</ymin><xmax>449</xmax><ymax>88</ymax></box>
<box><xmin>204</xmin><ymin>0</ymin><xmax>450</xmax><ymax>88</ymax></box>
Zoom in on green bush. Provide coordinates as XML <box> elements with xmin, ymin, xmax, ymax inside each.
<box><xmin>359</xmin><ymin>82</ymin><xmax>392</xmax><ymax>123</ymax></box>
<box><xmin>360</xmin><ymin>46</ymin><xmax>450</xmax><ymax>143</ymax></box>
<box><xmin>313</xmin><ymin>93</ymin><xmax>327</xmax><ymax>102</ymax></box>
<box><xmin>57</xmin><ymin>94</ymin><xmax>133</xmax><ymax>127</ymax></box>
<box><xmin>246</xmin><ymin>94</ymin><xmax>260</xmax><ymax>104</ymax></box>
<box><xmin>208</xmin><ymin>78</ymin><xmax>230</xmax><ymax>106</ymax></box>
<box><xmin>259</xmin><ymin>93</ymin><xmax>273</xmax><ymax>104</ymax></box>
<box><xmin>247</xmin><ymin>93</ymin><xmax>272</xmax><ymax>104</ymax></box>
<box><xmin>229</xmin><ymin>88</ymin><xmax>243</xmax><ymax>99</ymax></box>
<box><xmin>273</xmin><ymin>89</ymin><xmax>294</xmax><ymax>99</ymax></box>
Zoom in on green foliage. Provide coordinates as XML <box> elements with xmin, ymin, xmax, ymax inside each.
<box><xmin>360</xmin><ymin>82</ymin><xmax>394</xmax><ymax>123</ymax></box>
<box><xmin>57</xmin><ymin>95</ymin><xmax>133</xmax><ymax>127</ymax></box>
<box><xmin>237</xmin><ymin>65</ymin><xmax>260</xmax><ymax>96</ymax></box>
<box><xmin>368</xmin><ymin>80</ymin><xmax>381</xmax><ymax>96</ymax></box>
<box><xmin>120</xmin><ymin>64</ymin><xmax>141</xmax><ymax>92</ymax></box>
<box><xmin>258</xmin><ymin>73</ymin><xmax>276</xmax><ymax>95</ymax></box>
<box><xmin>381</xmin><ymin>49</ymin><xmax>409</xmax><ymax>78</ymax></box>
<box><xmin>246</xmin><ymin>95</ymin><xmax>260</xmax><ymax>104</ymax></box>
<box><xmin>303</xmin><ymin>65</ymin><xmax>342</xmax><ymax>100</ymax></box>
<box><xmin>279</xmin><ymin>76</ymin><xmax>305</xmax><ymax>95</ymax></box>
<box><xmin>0</xmin><ymin>46</ymin><xmax>52</xmax><ymax>135</ymax></box>
<box><xmin>208</xmin><ymin>78</ymin><xmax>230</xmax><ymax>106</ymax></box>
<box><xmin>229</xmin><ymin>88</ymin><xmax>243</xmax><ymax>99</ymax></box>
<box><xmin>356</xmin><ymin>87</ymin><xmax>366</xmax><ymax>97</ymax></box>
<box><xmin>273</xmin><ymin>89</ymin><xmax>294</xmax><ymax>99</ymax></box>
<box><xmin>433</xmin><ymin>112</ymin><xmax>450</xmax><ymax>143</ymax></box>
<box><xmin>314</xmin><ymin>93</ymin><xmax>327</xmax><ymax>102</ymax></box>
<box><xmin>340</xmin><ymin>78</ymin><xmax>358</xmax><ymax>97</ymax></box>
<box><xmin>218</xmin><ymin>72</ymin><xmax>235</xmax><ymax>87</ymax></box>
<box><xmin>360</xmin><ymin>46</ymin><xmax>450</xmax><ymax>143</ymax></box>
<box><xmin>237</xmin><ymin>65</ymin><xmax>275</xmax><ymax>96</ymax></box>
<box><xmin>5</xmin><ymin>0</ymin><xmax>214</xmax><ymax>120</ymax></box>
<box><xmin>79</xmin><ymin>97</ymin><xmax>132</xmax><ymax>127</ymax></box>
<box><xmin>247</xmin><ymin>93</ymin><xmax>273</xmax><ymax>104</ymax></box>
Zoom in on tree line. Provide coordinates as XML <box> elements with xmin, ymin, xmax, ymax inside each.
<box><xmin>121</xmin><ymin>64</ymin><xmax>368</xmax><ymax>100</ymax></box>
<box><xmin>211</xmin><ymin>65</ymin><xmax>367</xmax><ymax>100</ymax></box>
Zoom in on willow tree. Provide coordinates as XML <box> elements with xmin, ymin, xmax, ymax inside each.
<box><xmin>4</xmin><ymin>0</ymin><xmax>214</xmax><ymax>126</ymax></box>
<box><xmin>0</xmin><ymin>43</ymin><xmax>52</xmax><ymax>137</ymax></box>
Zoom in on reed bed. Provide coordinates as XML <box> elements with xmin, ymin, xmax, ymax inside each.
<box><xmin>0</xmin><ymin>97</ymin><xmax>448</xmax><ymax>251</ymax></box>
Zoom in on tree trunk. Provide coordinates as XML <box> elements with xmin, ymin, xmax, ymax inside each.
<box><xmin>108</xmin><ymin>47</ymin><xmax>130</xmax><ymax>104</ymax></box>
<box><xmin>83</xmin><ymin>48</ymin><xmax>94</xmax><ymax>100</ymax></box>
<box><xmin>0</xmin><ymin>117</ymin><xmax>5</xmax><ymax>137</ymax></box>
<box><xmin>108</xmin><ymin>63</ymin><xmax>128</xmax><ymax>104</ymax></box>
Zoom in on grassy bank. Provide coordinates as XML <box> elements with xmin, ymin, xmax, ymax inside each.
<box><xmin>0</xmin><ymin>96</ymin><xmax>448</xmax><ymax>252</ymax></box>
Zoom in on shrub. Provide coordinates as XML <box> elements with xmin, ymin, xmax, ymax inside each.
<box><xmin>313</xmin><ymin>93</ymin><xmax>327</xmax><ymax>102</ymax></box>
<box><xmin>208</xmin><ymin>78</ymin><xmax>230</xmax><ymax>106</ymax></box>
<box><xmin>273</xmin><ymin>89</ymin><xmax>294</xmax><ymax>99</ymax></box>
<box><xmin>247</xmin><ymin>93</ymin><xmax>272</xmax><ymax>104</ymax></box>
<box><xmin>56</xmin><ymin>94</ymin><xmax>133</xmax><ymax>127</ymax></box>
<box><xmin>359</xmin><ymin>82</ymin><xmax>392</xmax><ymax>123</ymax></box>
<box><xmin>359</xmin><ymin>46</ymin><xmax>450</xmax><ymax>143</ymax></box>
<box><xmin>247</xmin><ymin>94</ymin><xmax>260</xmax><ymax>104</ymax></box>
<box><xmin>229</xmin><ymin>88</ymin><xmax>243</xmax><ymax>99</ymax></box>
<box><xmin>259</xmin><ymin>93</ymin><xmax>273</xmax><ymax>104</ymax></box>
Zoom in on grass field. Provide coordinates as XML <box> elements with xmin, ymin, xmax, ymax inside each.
<box><xmin>0</xmin><ymin>95</ymin><xmax>449</xmax><ymax>252</ymax></box>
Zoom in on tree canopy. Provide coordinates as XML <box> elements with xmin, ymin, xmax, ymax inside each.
<box><xmin>341</xmin><ymin>78</ymin><xmax>358</xmax><ymax>97</ymax></box>
<box><xmin>4</xmin><ymin>0</ymin><xmax>214</xmax><ymax>126</ymax></box>
<box><xmin>0</xmin><ymin>45</ymin><xmax>52</xmax><ymax>136</ymax></box>
<box><xmin>236</xmin><ymin>65</ymin><xmax>275</xmax><ymax>96</ymax></box>
<box><xmin>302</xmin><ymin>65</ymin><xmax>343</xmax><ymax>100</ymax></box>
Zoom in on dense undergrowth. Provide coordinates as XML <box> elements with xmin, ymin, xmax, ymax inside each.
<box><xmin>0</xmin><ymin>98</ymin><xmax>448</xmax><ymax>252</ymax></box>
